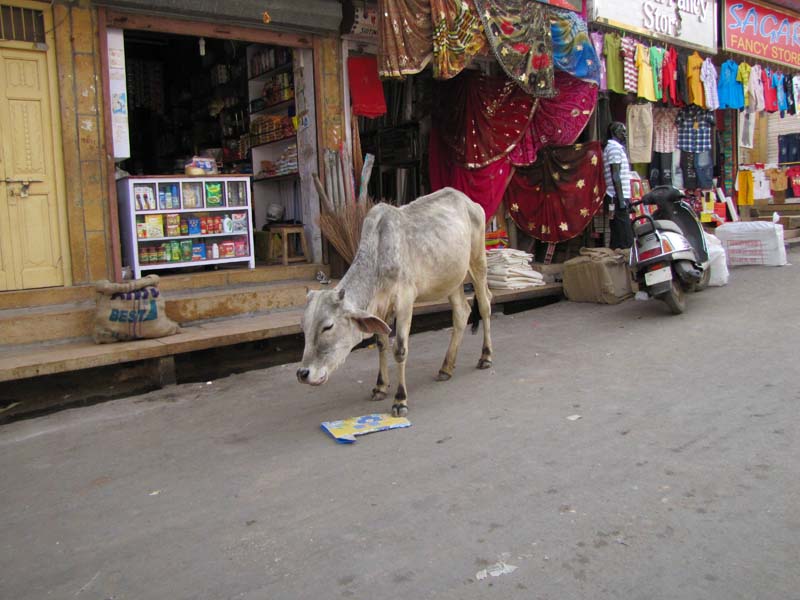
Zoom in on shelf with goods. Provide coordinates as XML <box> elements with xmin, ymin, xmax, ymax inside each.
<box><xmin>118</xmin><ymin>175</ymin><xmax>255</xmax><ymax>279</ymax></box>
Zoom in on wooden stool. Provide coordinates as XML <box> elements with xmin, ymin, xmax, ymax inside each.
<box><xmin>267</xmin><ymin>224</ymin><xmax>310</xmax><ymax>265</ymax></box>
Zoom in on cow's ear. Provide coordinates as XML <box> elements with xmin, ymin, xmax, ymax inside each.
<box><xmin>349</xmin><ymin>310</ymin><xmax>391</xmax><ymax>335</ymax></box>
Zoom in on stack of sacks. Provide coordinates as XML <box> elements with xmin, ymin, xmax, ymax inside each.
<box><xmin>486</xmin><ymin>249</ymin><xmax>546</xmax><ymax>289</ymax></box>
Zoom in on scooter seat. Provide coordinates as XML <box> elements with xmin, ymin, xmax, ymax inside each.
<box><xmin>653</xmin><ymin>220</ymin><xmax>684</xmax><ymax>235</ymax></box>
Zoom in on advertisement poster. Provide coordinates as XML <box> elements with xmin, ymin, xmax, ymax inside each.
<box><xmin>590</xmin><ymin>0</ymin><xmax>718</xmax><ymax>53</ymax></box>
<box><xmin>722</xmin><ymin>0</ymin><xmax>800</xmax><ymax>69</ymax></box>
<box><xmin>106</xmin><ymin>28</ymin><xmax>130</xmax><ymax>160</ymax></box>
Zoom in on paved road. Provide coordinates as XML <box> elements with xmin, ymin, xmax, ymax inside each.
<box><xmin>1</xmin><ymin>251</ymin><xmax>799</xmax><ymax>600</ymax></box>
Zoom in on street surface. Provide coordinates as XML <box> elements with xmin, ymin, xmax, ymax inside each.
<box><xmin>1</xmin><ymin>250</ymin><xmax>799</xmax><ymax>600</ymax></box>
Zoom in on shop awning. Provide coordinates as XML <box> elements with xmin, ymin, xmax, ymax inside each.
<box><xmin>95</xmin><ymin>0</ymin><xmax>342</xmax><ymax>34</ymax></box>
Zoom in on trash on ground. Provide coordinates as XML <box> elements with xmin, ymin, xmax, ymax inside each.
<box><xmin>635</xmin><ymin>291</ymin><xmax>650</xmax><ymax>301</ymax></box>
<box><xmin>321</xmin><ymin>413</ymin><xmax>411</xmax><ymax>443</ymax></box>
<box><xmin>566</xmin><ymin>414</ymin><xmax>582</xmax><ymax>421</ymax></box>
<box><xmin>476</xmin><ymin>561</ymin><xmax>518</xmax><ymax>580</ymax></box>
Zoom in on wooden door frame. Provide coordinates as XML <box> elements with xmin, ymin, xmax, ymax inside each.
<box><xmin>0</xmin><ymin>0</ymin><xmax>72</xmax><ymax>288</ymax></box>
<box><xmin>98</xmin><ymin>7</ymin><xmax>324</xmax><ymax>281</ymax></box>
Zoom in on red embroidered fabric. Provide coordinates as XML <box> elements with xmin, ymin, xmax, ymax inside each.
<box><xmin>510</xmin><ymin>71</ymin><xmax>598</xmax><ymax>166</ymax></box>
<box><xmin>433</xmin><ymin>70</ymin><xmax>536</xmax><ymax>168</ymax></box>
<box><xmin>506</xmin><ymin>141</ymin><xmax>605</xmax><ymax>243</ymax></box>
<box><xmin>428</xmin><ymin>128</ymin><xmax>513</xmax><ymax>222</ymax></box>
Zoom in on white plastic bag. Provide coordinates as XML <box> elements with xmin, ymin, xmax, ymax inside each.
<box><xmin>704</xmin><ymin>233</ymin><xmax>729</xmax><ymax>286</ymax></box>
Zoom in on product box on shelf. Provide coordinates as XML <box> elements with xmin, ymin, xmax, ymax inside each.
<box><xmin>205</xmin><ymin>182</ymin><xmax>224</xmax><ymax>207</ymax></box>
<box><xmin>144</xmin><ymin>214</ymin><xmax>164</xmax><ymax>238</ymax></box>
<box><xmin>191</xmin><ymin>243</ymin><xmax>207</xmax><ymax>261</ymax></box>
<box><xmin>187</xmin><ymin>217</ymin><xmax>201</xmax><ymax>235</ymax></box>
<box><xmin>134</xmin><ymin>185</ymin><xmax>156</xmax><ymax>211</ymax></box>
<box><xmin>231</xmin><ymin>213</ymin><xmax>247</xmax><ymax>233</ymax></box>
<box><xmin>182</xmin><ymin>182</ymin><xmax>203</xmax><ymax>208</ymax></box>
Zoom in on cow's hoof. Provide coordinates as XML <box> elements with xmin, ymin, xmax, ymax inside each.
<box><xmin>477</xmin><ymin>358</ymin><xmax>493</xmax><ymax>370</ymax></box>
<box><xmin>392</xmin><ymin>403</ymin><xmax>408</xmax><ymax>418</ymax></box>
<box><xmin>436</xmin><ymin>370</ymin><xmax>452</xmax><ymax>382</ymax></box>
<box><xmin>371</xmin><ymin>389</ymin><xmax>387</xmax><ymax>402</ymax></box>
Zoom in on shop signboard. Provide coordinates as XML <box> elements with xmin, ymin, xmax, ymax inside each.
<box><xmin>534</xmin><ymin>0</ymin><xmax>584</xmax><ymax>12</ymax></box>
<box><xmin>106</xmin><ymin>28</ymin><xmax>130</xmax><ymax>160</ymax></box>
<box><xmin>589</xmin><ymin>0</ymin><xmax>718</xmax><ymax>52</ymax></box>
<box><xmin>722</xmin><ymin>0</ymin><xmax>800</xmax><ymax>69</ymax></box>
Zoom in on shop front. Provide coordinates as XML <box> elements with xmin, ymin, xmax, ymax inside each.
<box><xmin>95</xmin><ymin>0</ymin><xmax>345</xmax><ymax>279</ymax></box>
<box><xmin>720</xmin><ymin>0</ymin><xmax>800</xmax><ymax>213</ymax></box>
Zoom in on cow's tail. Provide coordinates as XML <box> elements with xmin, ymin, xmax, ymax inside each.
<box><xmin>469</xmin><ymin>295</ymin><xmax>481</xmax><ymax>334</ymax></box>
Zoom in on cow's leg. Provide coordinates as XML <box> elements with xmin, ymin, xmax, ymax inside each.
<box><xmin>371</xmin><ymin>333</ymin><xmax>391</xmax><ymax>401</ymax></box>
<box><xmin>470</xmin><ymin>238</ymin><xmax>493</xmax><ymax>369</ymax></box>
<box><xmin>391</xmin><ymin>292</ymin><xmax>414</xmax><ymax>417</ymax></box>
<box><xmin>436</xmin><ymin>287</ymin><xmax>470</xmax><ymax>381</ymax></box>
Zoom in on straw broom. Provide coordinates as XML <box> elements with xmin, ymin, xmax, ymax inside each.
<box><xmin>314</xmin><ymin>170</ymin><xmax>373</xmax><ymax>265</ymax></box>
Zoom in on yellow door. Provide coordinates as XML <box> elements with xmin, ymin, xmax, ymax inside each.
<box><xmin>0</xmin><ymin>3</ymin><xmax>68</xmax><ymax>290</ymax></box>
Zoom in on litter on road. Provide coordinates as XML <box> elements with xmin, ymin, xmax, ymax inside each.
<box><xmin>320</xmin><ymin>413</ymin><xmax>411</xmax><ymax>443</ymax></box>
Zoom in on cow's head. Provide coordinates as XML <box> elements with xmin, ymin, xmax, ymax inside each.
<box><xmin>297</xmin><ymin>288</ymin><xmax>391</xmax><ymax>386</ymax></box>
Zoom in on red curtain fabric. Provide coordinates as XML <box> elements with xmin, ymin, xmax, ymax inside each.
<box><xmin>347</xmin><ymin>56</ymin><xmax>387</xmax><ymax>118</ymax></box>
<box><xmin>433</xmin><ymin>70</ymin><xmax>536</xmax><ymax>168</ymax></box>
<box><xmin>429</xmin><ymin>128</ymin><xmax>513</xmax><ymax>221</ymax></box>
<box><xmin>510</xmin><ymin>71</ymin><xmax>598</xmax><ymax>166</ymax></box>
<box><xmin>506</xmin><ymin>141</ymin><xmax>605</xmax><ymax>243</ymax></box>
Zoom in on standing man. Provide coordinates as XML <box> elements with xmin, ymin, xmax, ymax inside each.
<box><xmin>603</xmin><ymin>121</ymin><xmax>634</xmax><ymax>249</ymax></box>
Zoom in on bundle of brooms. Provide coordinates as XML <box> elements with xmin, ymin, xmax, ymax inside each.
<box><xmin>313</xmin><ymin>133</ymin><xmax>375</xmax><ymax>265</ymax></box>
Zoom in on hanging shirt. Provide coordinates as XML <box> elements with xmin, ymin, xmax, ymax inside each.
<box><xmin>652</xmin><ymin>107</ymin><xmax>679</xmax><ymax>153</ymax></box>
<box><xmin>737</xmin><ymin>63</ymin><xmax>751</xmax><ymax>108</ymax></box>
<box><xmin>763</xmin><ymin>68</ymin><xmax>779</xmax><ymax>112</ymax></box>
<box><xmin>621</xmin><ymin>36</ymin><xmax>638</xmax><ymax>94</ymax></box>
<box><xmin>676</xmin><ymin>105</ymin><xmax>715</xmax><ymax>153</ymax></box>
<box><xmin>650</xmin><ymin>46</ymin><xmax>664</xmax><ymax>102</ymax></box>
<box><xmin>766</xmin><ymin>168</ymin><xmax>788</xmax><ymax>192</ymax></box>
<box><xmin>787</xmin><ymin>166</ymin><xmax>800</xmax><ymax>197</ymax></box>
<box><xmin>676</xmin><ymin>49</ymin><xmax>690</xmax><ymax>106</ymax></box>
<box><xmin>603</xmin><ymin>139</ymin><xmax>632</xmax><ymax>199</ymax></box>
<box><xmin>604</xmin><ymin>32</ymin><xmax>624</xmax><ymax>94</ymax></box>
<box><xmin>738</xmin><ymin>108</ymin><xmax>756</xmax><ymax>149</ymax></box>
<box><xmin>661</xmin><ymin>47</ymin><xmax>679</xmax><ymax>105</ymax></box>
<box><xmin>590</xmin><ymin>31</ymin><xmax>607</xmax><ymax>91</ymax></box>
<box><xmin>636</xmin><ymin>43</ymin><xmax>656</xmax><ymax>101</ymax></box>
<box><xmin>701</xmin><ymin>58</ymin><xmax>719</xmax><ymax>110</ymax></box>
<box><xmin>773</xmin><ymin>72</ymin><xmax>788</xmax><ymax>115</ymax></box>
<box><xmin>793</xmin><ymin>75</ymin><xmax>800</xmax><ymax>114</ymax></box>
<box><xmin>749</xmin><ymin>65</ymin><xmax>765</xmax><ymax>111</ymax></box>
<box><xmin>687</xmin><ymin>52</ymin><xmax>705</xmax><ymax>108</ymax></box>
<box><xmin>784</xmin><ymin>76</ymin><xmax>796</xmax><ymax>116</ymax></box>
<box><xmin>717</xmin><ymin>59</ymin><xmax>743</xmax><ymax>110</ymax></box>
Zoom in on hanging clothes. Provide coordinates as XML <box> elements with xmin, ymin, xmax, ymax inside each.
<box><xmin>717</xmin><ymin>59</ymin><xmax>742</xmax><ymax>110</ymax></box>
<box><xmin>474</xmin><ymin>0</ymin><xmax>555</xmax><ymax>97</ymax></box>
<box><xmin>737</xmin><ymin>62</ymin><xmax>751</xmax><ymax>109</ymax></box>
<box><xmin>549</xmin><ymin>8</ymin><xmax>600</xmax><ymax>86</ymax></box>
<box><xmin>701</xmin><ymin>58</ymin><xmax>719</xmax><ymax>110</ymax></box>
<box><xmin>506</xmin><ymin>141</ymin><xmax>605</xmax><ymax>243</ymax></box>
<box><xmin>687</xmin><ymin>51</ymin><xmax>705</xmax><ymax>108</ymax></box>
<box><xmin>793</xmin><ymin>75</ymin><xmax>800</xmax><ymax>113</ymax></box>
<box><xmin>428</xmin><ymin>128</ymin><xmax>512</xmax><ymax>220</ymax></box>
<box><xmin>510</xmin><ymin>71</ymin><xmax>598</xmax><ymax>166</ymax></box>
<box><xmin>635</xmin><ymin>43</ymin><xmax>656</xmax><ymax>101</ymax></box>
<box><xmin>784</xmin><ymin>76</ymin><xmax>796</xmax><ymax>116</ymax></box>
<box><xmin>604</xmin><ymin>32</ymin><xmax>624</xmax><ymax>94</ymax></box>
<box><xmin>738</xmin><ymin>108</ymin><xmax>756</xmax><ymax>149</ymax></box>
<box><xmin>652</xmin><ymin>107</ymin><xmax>679</xmax><ymax>154</ymax></box>
<box><xmin>621</xmin><ymin>36</ymin><xmax>638</xmax><ymax>94</ymax></box>
<box><xmin>676</xmin><ymin>49</ymin><xmax>690</xmax><ymax>106</ymax></box>
<box><xmin>774</xmin><ymin>71</ymin><xmax>788</xmax><ymax>116</ymax></box>
<box><xmin>650</xmin><ymin>46</ymin><xmax>664</xmax><ymax>102</ymax></box>
<box><xmin>676</xmin><ymin>105</ymin><xmax>715</xmax><ymax>153</ymax></box>
<box><xmin>661</xmin><ymin>46</ymin><xmax>680</xmax><ymax>106</ymax></box>
<box><xmin>763</xmin><ymin>68</ymin><xmax>779</xmax><ymax>112</ymax></box>
<box><xmin>432</xmin><ymin>69</ymin><xmax>536</xmax><ymax>168</ymax></box>
<box><xmin>378</xmin><ymin>0</ymin><xmax>433</xmax><ymax>78</ymax></box>
<box><xmin>347</xmin><ymin>56</ymin><xmax>388</xmax><ymax>118</ymax></box>
<box><xmin>627</xmin><ymin>102</ymin><xmax>653</xmax><ymax>163</ymax></box>
<box><xmin>589</xmin><ymin>31</ymin><xmax>607</xmax><ymax>91</ymax></box>
<box><xmin>749</xmin><ymin>65</ymin><xmax>765</xmax><ymax>111</ymax></box>
<box><xmin>431</xmin><ymin>0</ymin><xmax>488</xmax><ymax>80</ymax></box>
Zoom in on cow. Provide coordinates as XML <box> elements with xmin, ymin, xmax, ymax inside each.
<box><xmin>296</xmin><ymin>187</ymin><xmax>493</xmax><ymax>416</ymax></box>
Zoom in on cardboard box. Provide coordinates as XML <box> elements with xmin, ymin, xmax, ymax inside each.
<box><xmin>144</xmin><ymin>214</ymin><xmax>164</xmax><ymax>238</ymax></box>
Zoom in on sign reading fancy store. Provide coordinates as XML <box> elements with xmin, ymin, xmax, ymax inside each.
<box><xmin>722</xmin><ymin>0</ymin><xmax>800</xmax><ymax>69</ymax></box>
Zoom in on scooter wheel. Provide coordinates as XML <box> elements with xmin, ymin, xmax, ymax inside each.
<box><xmin>663</xmin><ymin>279</ymin><xmax>686</xmax><ymax>315</ymax></box>
<box><xmin>692</xmin><ymin>266</ymin><xmax>711</xmax><ymax>292</ymax></box>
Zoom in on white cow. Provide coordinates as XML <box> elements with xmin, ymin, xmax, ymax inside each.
<box><xmin>296</xmin><ymin>187</ymin><xmax>493</xmax><ymax>416</ymax></box>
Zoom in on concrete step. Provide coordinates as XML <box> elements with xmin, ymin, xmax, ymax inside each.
<box><xmin>0</xmin><ymin>283</ymin><xmax>564</xmax><ymax>386</ymax></box>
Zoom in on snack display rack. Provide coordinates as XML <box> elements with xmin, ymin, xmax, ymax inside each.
<box><xmin>118</xmin><ymin>175</ymin><xmax>255</xmax><ymax>279</ymax></box>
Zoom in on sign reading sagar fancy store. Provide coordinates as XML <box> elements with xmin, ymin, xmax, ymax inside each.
<box><xmin>723</xmin><ymin>1</ymin><xmax>800</xmax><ymax>69</ymax></box>
<box><xmin>590</xmin><ymin>0</ymin><xmax>718</xmax><ymax>52</ymax></box>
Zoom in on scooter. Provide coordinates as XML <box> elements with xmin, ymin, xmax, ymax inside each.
<box><xmin>629</xmin><ymin>185</ymin><xmax>710</xmax><ymax>315</ymax></box>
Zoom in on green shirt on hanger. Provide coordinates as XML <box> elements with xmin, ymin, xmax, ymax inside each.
<box><xmin>650</xmin><ymin>46</ymin><xmax>664</xmax><ymax>102</ymax></box>
<box><xmin>604</xmin><ymin>32</ymin><xmax>624</xmax><ymax>94</ymax></box>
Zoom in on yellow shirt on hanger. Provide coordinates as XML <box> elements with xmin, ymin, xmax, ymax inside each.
<box><xmin>636</xmin><ymin>43</ymin><xmax>656</xmax><ymax>102</ymax></box>
<box><xmin>687</xmin><ymin>51</ymin><xmax>705</xmax><ymax>107</ymax></box>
